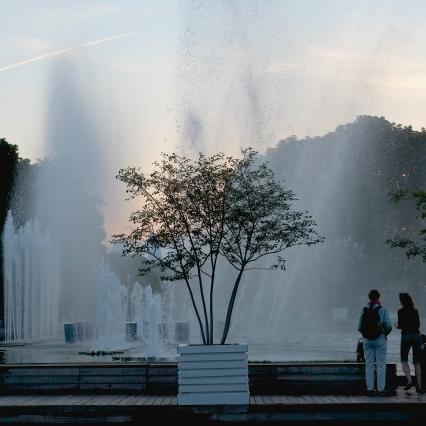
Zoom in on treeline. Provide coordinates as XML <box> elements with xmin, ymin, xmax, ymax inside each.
<box><xmin>263</xmin><ymin>115</ymin><xmax>426</xmax><ymax>313</ymax></box>
<box><xmin>1</xmin><ymin>116</ymin><xmax>425</xmax><ymax>318</ymax></box>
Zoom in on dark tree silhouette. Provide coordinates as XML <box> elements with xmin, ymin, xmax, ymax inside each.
<box><xmin>0</xmin><ymin>139</ymin><xmax>19</xmax><ymax>231</ymax></box>
<box><xmin>114</xmin><ymin>149</ymin><xmax>322</xmax><ymax>344</ymax></box>
<box><xmin>0</xmin><ymin>139</ymin><xmax>19</xmax><ymax>321</ymax></box>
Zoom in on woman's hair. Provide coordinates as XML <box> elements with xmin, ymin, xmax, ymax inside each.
<box><xmin>399</xmin><ymin>292</ymin><xmax>415</xmax><ymax>310</ymax></box>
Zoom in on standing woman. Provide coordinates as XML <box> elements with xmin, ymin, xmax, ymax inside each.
<box><xmin>397</xmin><ymin>293</ymin><xmax>423</xmax><ymax>393</ymax></box>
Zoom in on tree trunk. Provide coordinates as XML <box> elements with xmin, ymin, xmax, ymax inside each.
<box><xmin>184</xmin><ymin>280</ymin><xmax>206</xmax><ymax>344</ymax></box>
<box><xmin>209</xmin><ymin>272</ymin><xmax>215</xmax><ymax>344</ymax></box>
<box><xmin>196</xmin><ymin>269</ymin><xmax>210</xmax><ymax>344</ymax></box>
<box><xmin>220</xmin><ymin>269</ymin><xmax>244</xmax><ymax>344</ymax></box>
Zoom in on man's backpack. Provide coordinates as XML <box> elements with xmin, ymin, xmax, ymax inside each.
<box><xmin>360</xmin><ymin>305</ymin><xmax>382</xmax><ymax>340</ymax></box>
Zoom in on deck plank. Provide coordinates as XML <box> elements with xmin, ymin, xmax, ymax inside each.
<box><xmin>91</xmin><ymin>394</ymin><xmax>119</xmax><ymax>406</ymax></box>
<box><xmin>29</xmin><ymin>395</ymin><xmax>63</xmax><ymax>406</ymax></box>
<box><xmin>152</xmin><ymin>396</ymin><xmax>164</xmax><ymax>406</ymax></box>
<box><xmin>116</xmin><ymin>395</ymin><xmax>136</xmax><ymax>406</ymax></box>
<box><xmin>320</xmin><ymin>395</ymin><xmax>337</xmax><ymax>404</ymax></box>
<box><xmin>79</xmin><ymin>395</ymin><xmax>102</xmax><ymax>406</ymax></box>
<box><xmin>284</xmin><ymin>395</ymin><xmax>300</xmax><ymax>405</ymax></box>
<box><xmin>121</xmin><ymin>395</ymin><xmax>141</xmax><ymax>406</ymax></box>
<box><xmin>143</xmin><ymin>395</ymin><xmax>158</xmax><ymax>406</ymax></box>
<box><xmin>96</xmin><ymin>394</ymin><xmax>125</xmax><ymax>406</ymax></box>
<box><xmin>297</xmin><ymin>395</ymin><xmax>308</xmax><ymax>405</ymax></box>
<box><xmin>144</xmin><ymin>395</ymin><xmax>158</xmax><ymax>406</ymax></box>
<box><xmin>0</xmin><ymin>389</ymin><xmax>426</xmax><ymax>408</ymax></box>
<box><xmin>111</xmin><ymin>395</ymin><xmax>131</xmax><ymax>405</ymax></box>
<box><xmin>0</xmin><ymin>395</ymin><xmax>29</xmax><ymax>405</ymax></box>
<box><xmin>259</xmin><ymin>395</ymin><xmax>268</xmax><ymax>405</ymax></box>
<box><xmin>164</xmin><ymin>395</ymin><xmax>174</xmax><ymax>405</ymax></box>
<box><xmin>303</xmin><ymin>395</ymin><xmax>319</xmax><ymax>404</ymax></box>
<box><xmin>136</xmin><ymin>395</ymin><xmax>149</xmax><ymax>405</ymax></box>
<box><xmin>80</xmin><ymin>394</ymin><xmax>102</xmax><ymax>405</ymax></box>
<box><xmin>262</xmin><ymin>395</ymin><xmax>274</xmax><ymax>405</ymax></box>
<box><xmin>269</xmin><ymin>395</ymin><xmax>282</xmax><ymax>404</ymax></box>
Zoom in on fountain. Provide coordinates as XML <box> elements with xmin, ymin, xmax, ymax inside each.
<box><xmin>93</xmin><ymin>263</ymin><xmax>127</xmax><ymax>339</ymax></box>
<box><xmin>147</xmin><ymin>290</ymin><xmax>161</xmax><ymax>358</ymax></box>
<box><xmin>3</xmin><ymin>212</ymin><xmax>60</xmax><ymax>341</ymax></box>
<box><xmin>1</xmin><ymin>3</ymin><xmax>424</xmax><ymax>367</ymax></box>
<box><xmin>127</xmin><ymin>283</ymin><xmax>165</xmax><ymax>359</ymax></box>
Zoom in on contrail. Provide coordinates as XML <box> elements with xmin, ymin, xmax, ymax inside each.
<box><xmin>0</xmin><ymin>32</ymin><xmax>136</xmax><ymax>74</ymax></box>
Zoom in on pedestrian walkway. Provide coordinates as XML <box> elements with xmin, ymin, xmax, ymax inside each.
<box><xmin>0</xmin><ymin>389</ymin><xmax>425</xmax><ymax>424</ymax></box>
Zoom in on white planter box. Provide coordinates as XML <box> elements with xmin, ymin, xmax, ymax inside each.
<box><xmin>177</xmin><ymin>344</ymin><xmax>249</xmax><ymax>405</ymax></box>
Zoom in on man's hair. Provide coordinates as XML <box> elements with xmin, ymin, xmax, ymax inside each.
<box><xmin>368</xmin><ymin>289</ymin><xmax>380</xmax><ymax>301</ymax></box>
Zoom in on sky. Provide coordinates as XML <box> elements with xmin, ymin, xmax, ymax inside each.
<box><xmin>2</xmin><ymin>0</ymin><xmax>426</xmax><ymax>158</ymax></box>
<box><xmin>0</xmin><ymin>1</ymin><xmax>180</xmax><ymax>160</ymax></box>
<box><xmin>2</xmin><ymin>0</ymin><xmax>426</xmax><ymax>232</ymax></box>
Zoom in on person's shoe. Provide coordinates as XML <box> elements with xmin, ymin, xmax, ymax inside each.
<box><xmin>416</xmin><ymin>387</ymin><xmax>424</xmax><ymax>395</ymax></box>
<box><xmin>376</xmin><ymin>390</ymin><xmax>388</xmax><ymax>397</ymax></box>
<box><xmin>366</xmin><ymin>390</ymin><xmax>376</xmax><ymax>397</ymax></box>
<box><xmin>404</xmin><ymin>382</ymin><xmax>415</xmax><ymax>391</ymax></box>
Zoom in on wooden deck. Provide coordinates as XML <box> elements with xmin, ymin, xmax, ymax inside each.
<box><xmin>0</xmin><ymin>389</ymin><xmax>425</xmax><ymax>424</ymax></box>
<box><xmin>0</xmin><ymin>389</ymin><xmax>424</xmax><ymax>407</ymax></box>
<box><xmin>0</xmin><ymin>363</ymin><xmax>419</xmax><ymax>423</ymax></box>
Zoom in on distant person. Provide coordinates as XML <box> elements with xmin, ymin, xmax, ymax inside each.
<box><xmin>396</xmin><ymin>293</ymin><xmax>423</xmax><ymax>393</ymax></box>
<box><xmin>358</xmin><ymin>289</ymin><xmax>392</xmax><ymax>396</ymax></box>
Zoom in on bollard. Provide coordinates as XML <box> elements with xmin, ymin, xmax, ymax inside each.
<box><xmin>64</xmin><ymin>323</ymin><xmax>77</xmax><ymax>344</ymax></box>
<box><xmin>125</xmin><ymin>322</ymin><xmax>137</xmax><ymax>341</ymax></box>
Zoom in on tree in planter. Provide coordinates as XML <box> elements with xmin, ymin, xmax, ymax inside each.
<box><xmin>113</xmin><ymin>149</ymin><xmax>323</xmax><ymax>344</ymax></box>
<box><xmin>386</xmin><ymin>189</ymin><xmax>426</xmax><ymax>262</ymax></box>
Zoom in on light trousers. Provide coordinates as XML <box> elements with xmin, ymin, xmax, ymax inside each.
<box><xmin>363</xmin><ymin>334</ymin><xmax>387</xmax><ymax>391</ymax></box>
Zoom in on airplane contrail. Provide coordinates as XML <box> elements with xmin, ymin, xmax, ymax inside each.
<box><xmin>0</xmin><ymin>32</ymin><xmax>136</xmax><ymax>74</ymax></box>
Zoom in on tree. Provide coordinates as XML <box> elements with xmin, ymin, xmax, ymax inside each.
<box><xmin>0</xmin><ymin>139</ymin><xmax>19</xmax><ymax>233</ymax></box>
<box><xmin>114</xmin><ymin>149</ymin><xmax>323</xmax><ymax>344</ymax></box>
<box><xmin>387</xmin><ymin>189</ymin><xmax>426</xmax><ymax>262</ymax></box>
<box><xmin>0</xmin><ymin>139</ymin><xmax>20</xmax><ymax>321</ymax></box>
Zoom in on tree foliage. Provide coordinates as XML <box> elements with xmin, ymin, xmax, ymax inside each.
<box><xmin>114</xmin><ymin>149</ymin><xmax>322</xmax><ymax>344</ymax></box>
<box><xmin>387</xmin><ymin>189</ymin><xmax>426</xmax><ymax>262</ymax></box>
<box><xmin>0</xmin><ymin>139</ymin><xmax>20</xmax><ymax>321</ymax></box>
<box><xmin>0</xmin><ymin>139</ymin><xmax>19</xmax><ymax>233</ymax></box>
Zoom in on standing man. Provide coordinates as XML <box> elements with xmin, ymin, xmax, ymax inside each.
<box><xmin>358</xmin><ymin>289</ymin><xmax>392</xmax><ymax>396</ymax></box>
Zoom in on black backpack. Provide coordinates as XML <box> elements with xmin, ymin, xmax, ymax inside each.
<box><xmin>360</xmin><ymin>305</ymin><xmax>382</xmax><ymax>340</ymax></box>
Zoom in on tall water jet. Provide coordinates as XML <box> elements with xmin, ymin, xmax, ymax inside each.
<box><xmin>2</xmin><ymin>59</ymin><xmax>121</xmax><ymax>342</ymax></box>
<box><xmin>93</xmin><ymin>263</ymin><xmax>127</xmax><ymax>339</ymax></box>
<box><xmin>130</xmin><ymin>283</ymin><xmax>144</xmax><ymax>341</ymax></box>
<box><xmin>147</xmin><ymin>290</ymin><xmax>161</xmax><ymax>358</ymax></box>
<box><xmin>3</xmin><ymin>212</ymin><xmax>60</xmax><ymax>341</ymax></box>
<box><xmin>35</xmin><ymin>60</ymin><xmax>107</xmax><ymax>323</ymax></box>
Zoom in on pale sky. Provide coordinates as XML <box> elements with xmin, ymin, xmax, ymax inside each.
<box><xmin>2</xmin><ymin>0</ymin><xmax>426</xmax><ymax>232</ymax></box>
<box><xmin>2</xmin><ymin>0</ymin><xmax>426</xmax><ymax>158</ymax></box>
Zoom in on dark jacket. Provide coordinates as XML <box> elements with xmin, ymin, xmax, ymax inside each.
<box><xmin>397</xmin><ymin>307</ymin><xmax>420</xmax><ymax>334</ymax></box>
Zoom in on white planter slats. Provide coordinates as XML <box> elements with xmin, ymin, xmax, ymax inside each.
<box><xmin>177</xmin><ymin>344</ymin><xmax>249</xmax><ymax>405</ymax></box>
